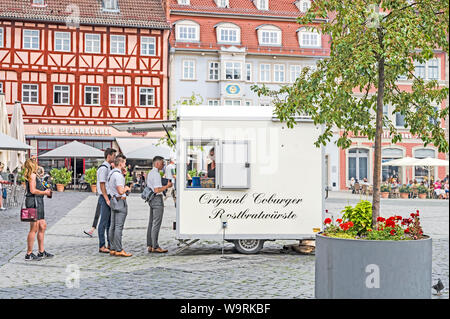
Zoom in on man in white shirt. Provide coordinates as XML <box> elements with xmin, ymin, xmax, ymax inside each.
<box><xmin>146</xmin><ymin>156</ymin><xmax>172</xmax><ymax>253</ymax></box>
<box><xmin>164</xmin><ymin>159</ymin><xmax>176</xmax><ymax>203</ymax></box>
<box><xmin>107</xmin><ymin>154</ymin><xmax>132</xmax><ymax>257</ymax></box>
<box><xmin>92</xmin><ymin>148</ymin><xmax>116</xmax><ymax>253</ymax></box>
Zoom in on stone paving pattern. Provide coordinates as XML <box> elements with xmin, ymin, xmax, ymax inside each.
<box><xmin>0</xmin><ymin>191</ymin><xmax>447</xmax><ymax>299</ymax></box>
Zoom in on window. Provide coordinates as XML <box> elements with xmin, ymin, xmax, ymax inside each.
<box><xmin>348</xmin><ymin>148</ymin><xmax>369</xmax><ymax>182</ymax></box>
<box><xmin>84</xmin><ymin>86</ymin><xmax>100</xmax><ymax>105</ymax></box>
<box><xmin>256</xmin><ymin>0</ymin><xmax>269</xmax><ymax>10</ymax></box>
<box><xmin>290</xmin><ymin>65</ymin><xmax>301</xmax><ymax>82</ymax></box>
<box><xmin>298</xmin><ymin>28</ymin><xmax>321</xmax><ymax>48</ymax></box>
<box><xmin>219</xmin><ymin>28</ymin><xmax>238</xmax><ymax>43</ymax></box>
<box><xmin>185</xmin><ymin>140</ymin><xmax>217</xmax><ymax>189</ymax></box>
<box><xmin>427</xmin><ymin>59</ymin><xmax>439</xmax><ymax>80</ymax></box>
<box><xmin>220</xmin><ymin>141</ymin><xmax>250</xmax><ymax>189</ymax></box>
<box><xmin>141</xmin><ymin>36</ymin><xmax>156</xmax><ymax>56</ymax></box>
<box><xmin>22</xmin><ymin>84</ymin><xmax>39</xmax><ymax>104</ymax></box>
<box><xmin>414</xmin><ymin>62</ymin><xmax>425</xmax><ymax>79</ymax></box>
<box><xmin>176</xmin><ymin>22</ymin><xmax>200</xmax><ymax>42</ymax></box>
<box><xmin>225</xmin><ymin>62</ymin><xmax>241</xmax><ymax>80</ymax></box>
<box><xmin>139</xmin><ymin>87</ymin><xmax>155</xmax><ymax>107</ymax></box>
<box><xmin>0</xmin><ymin>28</ymin><xmax>3</xmax><ymax>48</ymax></box>
<box><xmin>382</xmin><ymin>148</ymin><xmax>403</xmax><ymax>182</ymax></box>
<box><xmin>178</xmin><ymin>0</ymin><xmax>190</xmax><ymax>4</ymax></box>
<box><xmin>257</xmin><ymin>26</ymin><xmax>282</xmax><ymax>46</ymax></box>
<box><xmin>182</xmin><ymin>60</ymin><xmax>195</xmax><ymax>80</ymax></box>
<box><xmin>216</xmin><ymin>0</ymin><xmax>229</xmax><ymax>8</ymax></box>
<box><xmin>32</xmin><ymin>0</ymin><xmax>46</xmax><ymax>6</ymax></box>
<box><xmin>295</xmin><ymin>0</ymin><xmax>311</xmax><ymax>12</ymax></box>
<box><xmin>246</xmin><ymin>63</ymin><xmax>252</xmax><ymax>81</ymax></box>
<box><xmin>208</xmin><ymin>62</ymin><xmax>220</xmax><ymax>81</ymax></box>
<box><xmin>54</xmin><ymin>85</ymin><xmax>70</xmax><ymax>104</ymax></box>
<box><xmin>245</xmin><ymin>100</ymin><xmax>252</xmax><ymax>106</ymax></box>
<box><xmin>85</xmin><ymin>34</ymin><xmax>101</xmax><ymax>53</ymax></box>
<box><xmin>208</xmin><ymin>100</ymin><xmax>220</xmax><ymax>106</ymax></box>
<box><xmin>23</xmin><ymin>29</ymin><xmax>39</xmax><ymax>50</ymax></box>
<box><xmin>260</xmin><ymin>101</ymin><xmax>271</xmax><ymax>107</ymax></box>
<box><xmin>260</xmin><ymin>64</ymin><xmax>271</xmax><ymax>82</ymax></box>
<box><xmin>414</xmin><ymin>149</ymin><xmax>436</xmax><ymax>181</ymax></box>
<box><xmin>225</xmin><ymin>100</ymin><xmax>241</xmax><ymax>106</ymax></box>
<box><xmin>0</xmin><ymin>82</ymin><xmax>3</xmax><ymax>93</ymax></box>
<box><xmin>110</xmin><ymin>35</ymin><xmax>125</xmax><ymax>54</ymax></box>
<box><xmin>395</xmin><ymin>112</ymin><xmax>406</xmax><ymax>127</ymax></box>
<box><xmin>102</xmin><ymin>0</ymin><xmax>119</xmax><ymax>12</ymax></box>
<box><xmin>109</xmin><ymin>87</ymin><xmax>125</xmax><ymax>106</ymax></box>
<box><xmin>274</xmin><ymin>64</ymin><xmax>285</xmax><ymax>82</ymax></box>
<box><xmin>54</xmin><ymin>32</ymin><xmax>71</xmax><ymax>52</ymax></box>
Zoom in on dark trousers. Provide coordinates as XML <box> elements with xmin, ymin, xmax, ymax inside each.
<box><xmin>92</xmin><ymin>200</ymin><xmax>101</xmax><ymax>228</ymax></box>
<box><xmin>97</xmin><ymin>195</ymin><xmax>111</xmax><ymax>248</ymax></box>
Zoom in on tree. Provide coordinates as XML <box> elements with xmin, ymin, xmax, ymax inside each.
<box><xmin>157</xmin><ymin>92</ymin><xmax>203</xmax><ymax>150</ymax></box>
<box><xmin>252</xmin><ymin>0</ymin><xmax>449</xmax><ymax>226</ymax></box>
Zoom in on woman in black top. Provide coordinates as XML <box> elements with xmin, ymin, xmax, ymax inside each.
<box><xmin>207</xmin><ymin>148</ymin><xmax>216</xmax><ymax>178</ymax></box>
<box><xmin>23</xmin><ymin>158</ymin><xmax>53</xmax><ymax>261</ymax></box>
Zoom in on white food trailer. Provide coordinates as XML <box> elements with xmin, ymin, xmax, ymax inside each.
<box><xmin>113</xmin><ymin>106</ymin><xmax>325</xmax><ymax>254</ymax></box>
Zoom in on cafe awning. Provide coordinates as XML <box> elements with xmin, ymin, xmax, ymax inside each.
<box><xmin>115</xmin><ymin>138</ymin><xmax>173</xmax><ymax>160</ymax></box>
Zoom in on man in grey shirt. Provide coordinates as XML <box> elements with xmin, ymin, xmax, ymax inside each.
<box><xmin>147</xmin><ymin>156</ymin><xmax>172</xmax><ymax>253</ymax></box>
<box><xmin>107</xmin><ymin>154</ymin><xmax>132</xmax><ymax>257</ymax></box>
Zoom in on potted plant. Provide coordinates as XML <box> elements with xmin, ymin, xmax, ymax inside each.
<box><xmin>380</xmin><ymin>184</ymin><xmax>390</xmax><ymax>198</ymax></box>
<box><xmin>188</xmin><ymin>169</ymin><xmax>200</xmax><ymax>187</ymax></box>
<box><xmin>84</xmin><ymin>167</ymin><xmax>97</xmax><ymax>193</ymax></box>
<box><xmin>417</xmin><ymin>185</ymin><xmax>428</xmax><ymax>199</ymax></box>
<box><xmin>399</xmin><ymin>185</ymin><xmax>410</xmax><ymax>199</ymax></box>
<box><xmin>317</xmin><ymin>202</ymin><xmax>431</xmax><ymax>298</ymax></box>
<box><xmin>50</xmin><ymin>168</ymin><xmax>72</xmax><ymax>192</ymax></box>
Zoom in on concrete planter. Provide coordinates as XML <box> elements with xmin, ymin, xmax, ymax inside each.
<box><xmin>315</xmin><ymin>233</ymin><xmax>432</xmax><ymax>299</ymax></box>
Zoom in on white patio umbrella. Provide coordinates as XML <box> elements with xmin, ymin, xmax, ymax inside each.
<box><xmin>382</xmin><ymin>157</ymin><xmax>422</xmax><ymax>183</ymax></box>
<box><xmin>415</xmin><ymin>157</ymin><xmax>449</xmax><ymax>184</ymax></box>
<box><xmin>8</xmin><ymin>101</ymin><xmax>27</xmax><ymax>173</ymax></box>
<box><xmin>38</xmin><ymin>141</ymin><xmax>104</xmax><ymax>185</ymax></box>
<box><xmin>0</xmin><ymin>132</ymin><xmax>32</xmax><ymax>151</ymax></box>
<box><xmin>0</xmin><ymin>94</ymin><xmax>11</xmax><ymax>169</ymax></box>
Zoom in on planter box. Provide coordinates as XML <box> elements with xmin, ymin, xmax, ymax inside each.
<box><xmin>381</xmin><ymin>192</ymin><xmax>389</xmax><ymax>198</ymax></box>
<box><xmin>418</xmin><ymin>193</ymin><xmax>427</xmax><ymax>199</ymax></box>
<box><xmin>315</xmin><ymin>233</ymin><xmax>432</xmax><ymax>299</ymax></box>
<box><xmin>400</xmin><ymin>192</ymin><xmax>409</xmax><ymax>199</ymax></box>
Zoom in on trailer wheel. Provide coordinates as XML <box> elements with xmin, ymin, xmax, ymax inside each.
<box><xmin>233</xmin><ymin>240</ymin><xmax>264</xmax><ymax>254</ymax></box>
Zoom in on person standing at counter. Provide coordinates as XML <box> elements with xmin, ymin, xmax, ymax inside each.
<box><xmin>207</xmin><ymin>148</ymin><xmax>216</xmax><ymax>178</ymax></box>
<box><xmin>146</xmin><ymin>156</ymin><xmax>172</xmax><ymax>253</ymax></box>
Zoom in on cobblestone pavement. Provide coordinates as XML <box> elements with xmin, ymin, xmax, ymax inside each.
<box><xmin>0</xmin><ymin>191</ymin><xmax>447</xmax><ymax>299</ymax></box>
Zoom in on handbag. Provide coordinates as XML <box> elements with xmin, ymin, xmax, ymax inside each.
<box><xmin>20</xmin><ymin>195</ymin><xmax>38</xmax><ymax>222</ymax></box>
<box><xmin>141</xmin><ymin>186</ymin><xmax>156</xmax><ymax>203</ymax></box>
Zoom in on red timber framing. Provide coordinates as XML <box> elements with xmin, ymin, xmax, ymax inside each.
<box><xmin>0</xmin><ymin>20</ymin><xmax>168</xmax><ymax>125</ymax></box>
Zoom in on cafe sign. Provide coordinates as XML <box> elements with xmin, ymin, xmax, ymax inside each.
<box><xmin>38</xmin><ymin>126</ymin><xmax>112</xmax><ymax>136</ymax></box>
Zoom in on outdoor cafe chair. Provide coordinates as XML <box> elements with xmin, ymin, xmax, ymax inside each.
<box><xmin>411</xmin><ymin>186</ymin><xmax>419</xmax><ymax>199</ymax></box>
<box><xmin>361</xmin><ymin>184</ymin><xmax>368</xmax><ymax>195</ymax></box>
<box><xmin>354</xmin><ymin>183</ymin><xmax>360</xmax><ymax>194</ymax></box>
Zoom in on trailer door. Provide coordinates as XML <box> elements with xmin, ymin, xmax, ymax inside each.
<box><xmin>219</xmin><ymin>140</ymin><xmax>250</xmax><ymax>189</ymax></box>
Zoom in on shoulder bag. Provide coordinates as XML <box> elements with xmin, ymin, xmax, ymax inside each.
<box><xmin>20</xmin><ymin>193</ymin><xmax>38</xmax><ymax>222</ymax></box>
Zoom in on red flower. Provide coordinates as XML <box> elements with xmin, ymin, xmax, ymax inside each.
<box><xmin>410</xmin><ymin>213</ymin><xmax>416</xmax><ymax>218</ymax></box>
<box><xmin>385</xmin><ymin>220</ymin><xmax>396</xmax><ymax>228</ymax></box>
<box><xmin>416</xmin><ymin>210</ymin><xmax>419</xmax><ymax>213</ymax></box>
<box><xmin>368</xmin><ymin>229</ymin><xmax>372</xmax><ymax>232</ymax></box>
<box><xmin>324</xmin><ymin>218</ymin><xmax>332</xmax><ymax>225</ymax></box>
<box><xmin>377</xmin><ymin>217</ymin><xmax>385</xmax><ymax>222</ymax></box>
<box><xmin>348</xmin><ymin>221</ymin><xmax>354</xmax><ymax>228</ymax></box>
<box><xmin>390</xmin><ymin>229</ymin><xmax>396</xmax><ymax>235</ymax></box>
<box><xmin>404</xmin><ymin>228</ymin><xmax>410</xmax><ymax>234</ymax></box>
<box><xmin>395</xmin><ymin>216</ymin><xmax>402</xmax><ymax>221</ymax></box>
<box><xmin>336</xmin><ymin>219</ymin><xmax>343</xmax><ymax>223</ymax></box>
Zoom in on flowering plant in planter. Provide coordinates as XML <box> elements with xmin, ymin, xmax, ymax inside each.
<box><xmin>399</xmin><ymin>185</ymin><xmax>410</xmax><ymax>193</ymax></box>
<box><xmin>323</xmin><ymin>200</ymin><xmax>424</xmax><ymax>241</ymax></box>
<box><xmin>380</xmin><ymin>184</ymin><xmax>391</xmax><ymax>193</ymax></box>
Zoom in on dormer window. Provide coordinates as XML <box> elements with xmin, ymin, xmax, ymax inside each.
<box><xmin>215</xmin><ymin>0</ymin><xmax>229</xmax><ymax>8</ymax></box>
<box><xmin>255</xmin><ymin>0</ymin><xmax>269</xmax><ymax>11</ymax></box>
<box><xmin>178</xmin><ymin>0</ymin><xmax>190</xmax><ymax>4</ymax></box>
<box><xmin>175</xmin><ymin>20</ymin><xmax>200</xmax><ymax>43</ymax></box>
<box><xmin>216</xmin><ymin>23</ymin><xmax>241</xmax><ymax>44</ymax></box>
<box><xmin>257</xmin><ymin>25</ymin><xmax>282</xmax><ymax>46</ymax></box>
<box><xmin>297</xmin><ymin>27</ymin><xmax>321</xmax><ymax>48</ymax></box>
<box><xmin>31</xmin><ymin>0</ymin><xmax>46</xmax><ymax>6</ymax></box>
<box><xmin>102</xmin><ymin>0</ymin><xmax>119</xmax><ymax>12</ymax></box>
<box><xmin>295</xmin><ymin>0</ymin><xmax>311</xmax><ymax>13</ymax></box>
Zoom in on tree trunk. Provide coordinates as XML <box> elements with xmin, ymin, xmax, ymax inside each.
<box><xmin>372</xmin><ymin>44</ymin><xmax>385</xmax><ymax>226</ymax></box>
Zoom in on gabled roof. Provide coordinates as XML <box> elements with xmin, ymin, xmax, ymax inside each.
<box><xmin>0</xmin><ymin>0</ymin><xmax>170</xmax><ymax>29</ymax></box>
<box><xmin>170</xmin><ymin>0</ymin><xmax>307</xmax><ymax>18</ymax></box>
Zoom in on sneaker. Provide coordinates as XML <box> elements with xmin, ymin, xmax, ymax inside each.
<box><xmin>37</xmin><ymin>251</ymin><xmax>54</xmax><ymax>259</ymax></box>
<box><xmin>25</xmin><ymin>253</ymin><xmax>42</xmax><ymax>261</ymax></box>
<box><xmin>0</xmin><ymin>207</ymin><xmax>6</xmax><ymax>211</ymax></box>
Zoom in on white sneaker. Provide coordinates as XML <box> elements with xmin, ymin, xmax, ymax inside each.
<box><xmin>0</xmin><ymin>207</ymin><xmax>6</xmax><ymax>211</ymax></box>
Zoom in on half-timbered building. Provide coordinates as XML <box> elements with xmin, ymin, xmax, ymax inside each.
<box><xmin>0</xmin><ymin>0</ymin><xmax>170</xmax><ymax>174</ymax></box>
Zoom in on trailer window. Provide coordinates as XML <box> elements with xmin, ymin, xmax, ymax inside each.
<box><xmin>220</xmin><ymin>140</ymin><xmax>250</xmax><ymax>189</ymax></box>
<box><xmin>186</xmin><ymin>140</ymin><xmax>216</xmax><ymax>189</ymax></box>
